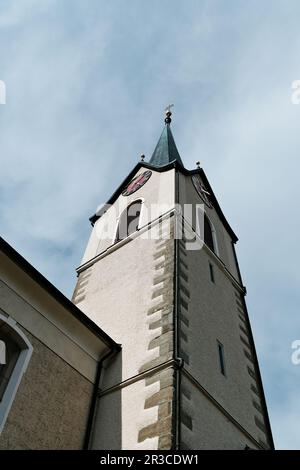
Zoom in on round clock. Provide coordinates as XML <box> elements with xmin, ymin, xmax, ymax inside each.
<box><xmin>191</xmin><ymin>175</ymin><xmax>213</xmax><ymax>208</ymax></box>
<box><xmin>122</xmin><ymin>170</ymin><xmax>152</xmax><ymax>196</ymax></box>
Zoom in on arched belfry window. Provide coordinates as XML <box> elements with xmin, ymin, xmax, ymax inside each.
<box><xmin>204</xmin><ymin>214</ymin><xmax>215</xmax><ymax>253</ymax></box>
<box><xmin>115</xmin><ymin>200</ymin><xmax>142</xmax><ymax>243</ymax></box>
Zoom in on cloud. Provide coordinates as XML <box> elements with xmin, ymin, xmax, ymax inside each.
<box><xmin>271</xmin><ymin>391</ymin><xmax>300</xmax><ymax>449</ymax></box>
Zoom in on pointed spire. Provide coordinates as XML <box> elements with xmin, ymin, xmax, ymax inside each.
<box><xmin>148</xmin><ymin>106</ymin><xmax>184</xmax><ymax>167</ymax></box>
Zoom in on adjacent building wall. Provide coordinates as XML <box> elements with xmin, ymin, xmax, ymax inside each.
<box><xmin>0</xmin><ymin>327</ymin><xmax>93</xmax><ymax>449</ymax></box>
<box><xmin>0</xmin><ymin>244</ymin><xmax>115</xmax><ymax>450</ymax></box>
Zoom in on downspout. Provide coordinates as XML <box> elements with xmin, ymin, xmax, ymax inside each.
<box><xmin>83</xmin><ymin>344</ymin><xmax>121</xmax><ymax>450</ymax></box>
<box><xmin>173</xmin><ymin>167</ymin><xmax>183</xmax><ymax>450</ymax></box>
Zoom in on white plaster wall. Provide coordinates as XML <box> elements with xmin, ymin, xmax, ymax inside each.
<box><xmin>122</xmin><ymin>379</ymin><xmax>160</xmax><ymax>450</ymax></box>
<box><xmin>77</xmin><ymin>218</ymin><xmax>174</xmax><ymax>387</ymax></box>
<box><xmin>75</xmin><ymin>168</ymin><xmax>176</xmax><ymax>450</ymax></box>
<box><xmin>91</xmin><ymin>378</ymin><xmax>159</xmax><ymax>450</ymax></box>
<box><xmin>81</xmin><ymin>227</ymin><xmax>100</xmax><ymax>268</ymax></box>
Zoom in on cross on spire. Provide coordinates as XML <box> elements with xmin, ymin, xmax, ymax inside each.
<box><xmin>165</xmin><ymin>104</ymin><xmax>174</xmax><ymax>113</ymax></box>
<box><xmin>164</xmin><ymin>104</ymin><xmax>174</xmax><ymax>124</ymax></box>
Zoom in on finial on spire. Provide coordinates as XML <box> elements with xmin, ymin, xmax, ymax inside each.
<box><xmin>140</xmin><ymin>154</ymin><xmax>145</xmax><ymax>162</ymax></box>
<box><xmin>196</xmin><ymin>161</ymin><xmax>201</xmax><ymax>169</ymax></box>
<box><xmin>149</xmin><ymin>107</ymin><xmax>184</xmax><ymax>167</ymax></box>
<box><xmin>165</xmin><ymin>104</ymin><xmax>174</xmax><ymax>124</ymax></box>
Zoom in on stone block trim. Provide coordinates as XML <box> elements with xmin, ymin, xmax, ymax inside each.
<box><xmin>72</xmin><ymin>266</ymin><xmax>94</xmax><ymax>305</ymax></box>
<box><xmin>181</xmin><ymin>381</ymin><xmax>191</xmax><ymax>400</ymax></box>
<box><xmin>252</xmin><ymin>400</ymin><xmax>263</xmax><ymax>414</ymax></box>
<box><xmin>251</xmin><ymin>384</ymin><xmax>260</xmax><ymax>396</ymax></box>
<box><xmin>176</xmin><ymin>227</ymin><xmax>194</xmax><ymax>442</ymax></box>
<box><xmin>244</xmin><ymin>349</ymin><xmax>255</xmax><ymax>363</ymax></box>
<box><xmin>181</xmin><ymin>410</ymin><xmax>193</xmax><ymax>431</ymax></box>
<box><xmin>144</xmin><ymin>385</ymin><xmax>174</xmax><ymax>409</ymax></box>
<box><xmin>138</xmin><ymin>220</ymin><xmax>175</xmax><ymax>449</ymax></box>
<box><xmin>180</xmin><ymin>376</ymin><xmax>193</xmax><ymax>445</ymax></box>
<box><xmin>240</xmin><ymin>335</ymin><xmax>251</xmax><ymax>349</ymax></box>
<box><xmin>139</xmin><ymin>368</ymin><xmax>175</xmax><ymax>449</ymax></box>
<box><xmin>254</xmin><ymin>416</ymin><xmax>267</xmax><ymax>433</ymax></box>
<box><xmin>177</xmin><ymin>233</ymin><xmax>190</xmax><ymax>368</ymax></box>
<box><xmin>234</xmin><ymin>288</ymin><xmax>270</xmax><ymax>447</ymax></box>
<box><xmin>138</xmin><ymin>416</ymin><xmax>173</xmax><ymax>443</ymax></box>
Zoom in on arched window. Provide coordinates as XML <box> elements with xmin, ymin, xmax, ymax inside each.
<box><xmin>115</xmin><ymin>200</ymin><xmax>142</xmax><ymax>243</ymax></box>
<box><xmin>0</xmin><ymin>314</ymin><xmax>33</xmax><ymax>432</ymax></box>
<box><xmin>196</xmin><ymin>209</ymin><xmax>218</xmax><ymax>255</ymax></box>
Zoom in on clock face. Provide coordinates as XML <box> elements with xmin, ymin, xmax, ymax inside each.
<box><xmin>122</xmin><ymin>170</ymin><xmax>152</xmax><ymax>196</ymax></box>
<box><xmin>191</xmin><ymin>175</ymin><xmax>213</xmax><ymax>208</ymax></box>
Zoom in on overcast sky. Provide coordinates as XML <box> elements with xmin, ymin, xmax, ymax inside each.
<box><xmin>1</xmin><ymin>0</ymin><xmax>300</xmax><ymax>449</ymax></box>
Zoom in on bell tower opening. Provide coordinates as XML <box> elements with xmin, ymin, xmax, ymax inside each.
<box><xmin>115</xmin><ymin>199</ymin><xmax>142</xmax><ymax>243</ymax></box>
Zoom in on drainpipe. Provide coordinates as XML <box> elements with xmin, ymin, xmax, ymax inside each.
<box><xmin>173</xmin><ymin>168</ymin><xmax>183</xmax><ymax>450</ymax></box>
<box><xmin>83</xmin><ymin>344</ymin><xmax>121</xmax><ymax>450</ymax></box>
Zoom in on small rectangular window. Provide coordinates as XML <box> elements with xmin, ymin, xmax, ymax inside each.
<box><xmin>209</xmin><ymin>263</ymin><xmax>215</xmax><ymax>283</ymax></box>
<box><xmin>217</xmin><ymin>341</ymin><xmax>226</xmax><ymax>376</ymax></box>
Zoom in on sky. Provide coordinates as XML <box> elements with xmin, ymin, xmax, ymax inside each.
<box><xmin>1</xmin><ymin>0</ymin><xmax>300</xmax><ymax>449</ymax></box>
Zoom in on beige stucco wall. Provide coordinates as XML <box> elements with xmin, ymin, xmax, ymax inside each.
<box><xmin>0</xmin><ymin>252</ymin><xmax>109</xmax><ymax>382</ymax></box>
<box><xmin>0</xmin><ymin>246</ymin><xmax>115</xmax><ymax>450</ymax></box>
<box><xmin>0</xmin><ymin>328</ymin><xmax>93</xmax><ymax>449</ymax></box>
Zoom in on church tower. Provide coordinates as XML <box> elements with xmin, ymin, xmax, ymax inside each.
<box><xmin>72</xmin><ymin>109</ymin><xmax>274</xmax><ymax>450</ymax></box>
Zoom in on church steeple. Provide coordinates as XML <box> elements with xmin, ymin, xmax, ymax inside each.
<box><xmin>149</xmin><ymin>106</ymin><xmax>184</xmax><ymax>167</ymax></box>
<box><xmin>76</xmin><ymin>111</ymin><xmax>274</xmax><ymax>451</ymax></box>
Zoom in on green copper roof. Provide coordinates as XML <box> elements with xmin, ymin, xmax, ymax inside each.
<box><xmin>149</xmin><ymin>123</ymin><xmax>184</xmax><ymax>167</ymax></box>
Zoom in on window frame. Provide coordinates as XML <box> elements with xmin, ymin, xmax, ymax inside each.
<box><xmin>196</xmin><ymin>208</ymin><xmax>219</xmax><ymax>256</ymax></box>
<box><xmin>114</xmin><ymin>198</ymin><xmax>144</xmax><ymax>244</ymax></box>
<box><xmin>0</xmin><ymin>313</ymin><xmax>33</xmax><ymax>433</ymax></box>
